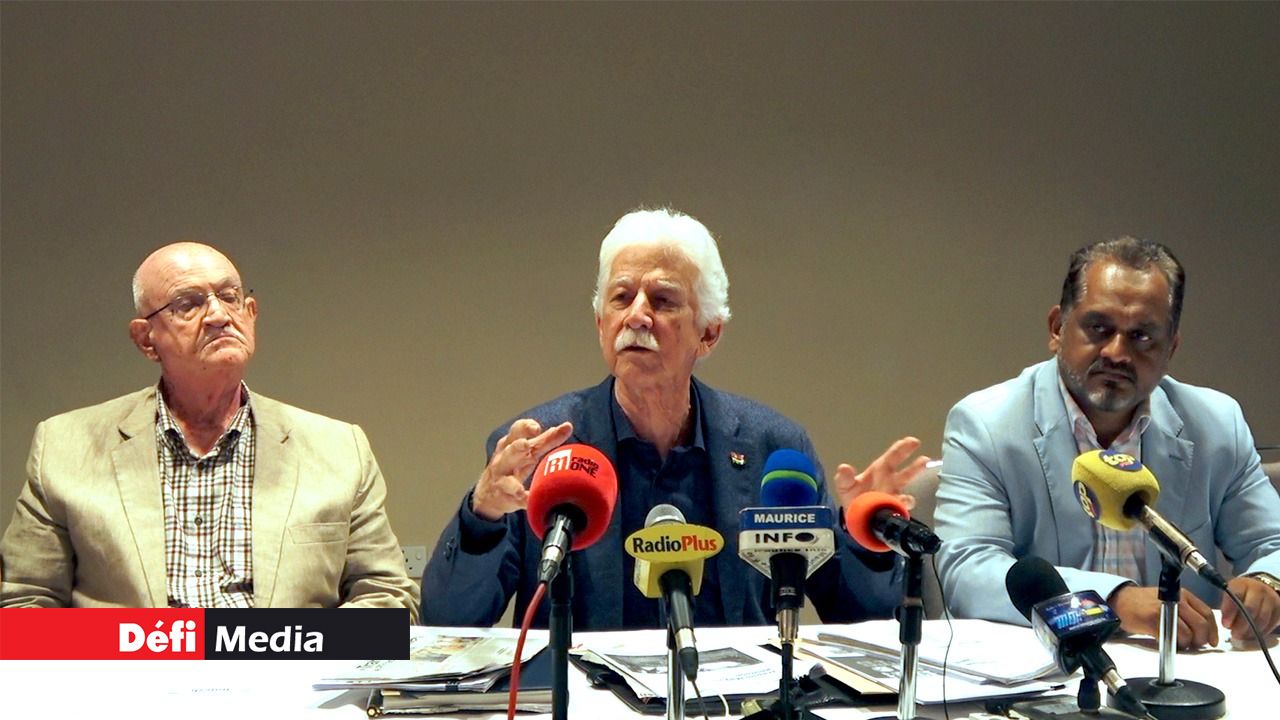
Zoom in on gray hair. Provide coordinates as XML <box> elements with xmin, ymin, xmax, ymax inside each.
<box><xmin>131</xmin><ymin>270</ymin><xmax>146</xmax><ymax>315</ymax></box>
<box><xmin>591</xmin><ymin>208</ymin><xmax>731</xmax><ymax>329</ymax></box>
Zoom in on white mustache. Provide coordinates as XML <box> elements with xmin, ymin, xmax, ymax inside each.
<box><xmin>615</xmin><ymin>327</ymin><xmax>660</xmax><ymax>352</ymax></box>
<box><xmin>202</xmin><ymin>328</ymin><xmax>245</xmax><ymax>347</ymax></box>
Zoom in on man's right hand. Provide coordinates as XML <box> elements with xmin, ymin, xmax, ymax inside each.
<box><xmin>1108</xmin><ymin>584</ymin><xmax>1219</xmax><ymax>650</ymax></box>
<box><xmin>471</xmin><ymin>420</ymin><xmax>574</xmax><ymax>521</ymax></box>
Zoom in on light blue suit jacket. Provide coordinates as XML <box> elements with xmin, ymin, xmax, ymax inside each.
<box><xmin>934</xmin><ymin>359</ymin><xmax>1280</xmax><ymax>624</ymax></box>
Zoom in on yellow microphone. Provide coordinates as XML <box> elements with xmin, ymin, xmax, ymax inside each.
<box><xmin>625</xmin><ymin>504</ymin><xmax>723</xmax><ymax>681</ymax></box>
<box><xmin>1071</xmin><ymin>450</ymin><xmax>1226</xmax><ymax>588</ymax></box>
<box><xmin>1070</xmin><ymin>450</ymin><xmax>1159</xmax><ymax>531</ymax></box>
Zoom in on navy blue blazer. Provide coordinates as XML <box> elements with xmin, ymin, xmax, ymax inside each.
<box><xmin>421</xmin><ymin>377</ymin><xmax>902</xmax><ymax>629</ymax></box>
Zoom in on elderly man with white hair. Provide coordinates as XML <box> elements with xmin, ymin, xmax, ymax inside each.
<box><xmin>422</xmin><ymin>208</ymin><xmax>929</xmax><ymax>629</ymax></box>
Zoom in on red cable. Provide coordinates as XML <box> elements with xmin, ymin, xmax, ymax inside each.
<box><xmin>507</xmin><ymin>581</ymin><xmax>548</xmax><ymax>720</ymax></box>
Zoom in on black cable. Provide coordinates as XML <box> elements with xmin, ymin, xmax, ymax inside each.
<box><xmin>932</xmin><ymin>553</ymin><xmax>954</xmax><ymax>720</ymax></box>
<box><xmin>689</xmin><ymin>677</ymin><xmax>712</xmax><ymax>720</ymax></box>
<box><xmin>1222</xmin><ymin>583</ymin><xmax>1280</xmax><ymax>686</ymax></box>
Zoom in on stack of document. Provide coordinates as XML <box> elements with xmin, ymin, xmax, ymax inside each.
<box><xmin>799</xmin><ymin>618</ymin><xmax>1066</xmax><ymax>703</ymax></box>
<box><xmin>576</xmin><ymin>628</ymin><xmax>809</xmax><ymax>702</ymax></box>
<box><xmin>315</xmin><ymin>627</ymin><xmax>551</xmax><ymax>715</ymax></box>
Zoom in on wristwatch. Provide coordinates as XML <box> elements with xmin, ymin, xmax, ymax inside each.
<box><xmin>1248</xmin><ymin>572</ymin><xmax>1280</xmax><ymax>596</ymax></box>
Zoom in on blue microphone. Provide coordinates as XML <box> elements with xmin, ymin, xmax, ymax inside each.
<box><xmin>739</xmin><ymin>449</ymin><xmax>836</xmax><ymax>642</ymax></box>
<box><xmin>759</xmin><ymin>449</ymin><xmax>822</xmax><ymax>506</ymax></box>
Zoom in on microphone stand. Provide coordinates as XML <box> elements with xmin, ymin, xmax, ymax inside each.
<box><xmin>550</xmin><ymin>555</ymin><xmax>574</xmax><ymax>720</ymax></box>
<box><xmin>740</xmin><ymin>637</ymin><xmax>825</xmax><ymax>720</ymax></box>
<box><xmin>743</xmin><ymin>553</ymin><xmax>823</xmax><ymax>720</ymax></box>
<box><xmin>1110</xmin><ymin>560</ymin><xmax>1225</xmax><ymax>720</ymax></box>
<box><xmin>868</xmin><ymin>551</ymin><xmax>935</xmax><ymax>720</ymax></box>
<box><xmin>749</xmin><ymin>544</ymin><xmax>938</xmax><ymax>720</ymax></box>
<box><xmin>666</xmin><ymin>624</ymin><xmax>686</xmax><ymax>720</ymax></box>
<box><xmin>1078</xmin><ymin>666</ymin><xmax>1103</xmax><ymax>713</ymax></box>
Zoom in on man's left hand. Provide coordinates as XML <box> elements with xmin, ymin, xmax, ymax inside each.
<box><xmin>832</xmin><ymin>436</ymin><xmax>931</xmax><ymax>510</ymax></box>
<box><xmin>1221</xmin><ymin>575</ymin><xmax>1280</xmax><ymax>642</ymax></box>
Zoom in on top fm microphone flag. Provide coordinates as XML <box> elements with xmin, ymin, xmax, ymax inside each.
<box><xmin>527</xmin><ymin>443</ymin><xmax>618</xmax><ymax>584</ymax></box>
<box><xmin>1071</xmin><ymin>449</ymin><xmax>1226</xmax><ymax>589</ymax></box>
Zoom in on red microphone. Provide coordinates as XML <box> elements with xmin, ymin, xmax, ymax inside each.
<box><xmin>527</xmin><ymin>444</ymin><xmax>618</xmax><ymax>583</ymax></box>
<box><xmin>845</xmin><ymin>491</ymin><xmax>940</xmax><ymax>556</ymax></box>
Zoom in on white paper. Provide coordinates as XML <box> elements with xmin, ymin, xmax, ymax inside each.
<box><xmin>316</xmin><ymin>627</ymin><xmax>549</xmax><ymax>689</ymax></box>
<box><xmin>577</xmin><ymin>627</ymin><xmax>811</xmax><ymax>700</ymax></box>
<box><xmin>816</xmin><ymin>618</ymin><xmax>1060</xmax><ymax>683</ymax></box>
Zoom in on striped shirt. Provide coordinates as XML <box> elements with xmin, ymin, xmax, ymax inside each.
<box><xmin>1057</xmin><ymin>375</ymin><xmax>1152</xmax><ymax>584</ymax></box>
<box><xmin>156</xmin><ymin>385</ymin><xmax>256</xmax><ymax>608</ymax></box>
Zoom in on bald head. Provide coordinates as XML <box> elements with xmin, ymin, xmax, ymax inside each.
<box><xmin>132</xmin><ymin>242</ymin><xmax>240</xmax><ymax>316</ymax></box>
<box><xmin>128</xmin><ymin>240</ymin><xmax>258</xmax><ymax>386</ymax></box>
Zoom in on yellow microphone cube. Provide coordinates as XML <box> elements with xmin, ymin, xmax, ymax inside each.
<box><xmin>1070</xmin><ymin>449</ymin><xmax>1160</xmax><ymax>531</ymax></box>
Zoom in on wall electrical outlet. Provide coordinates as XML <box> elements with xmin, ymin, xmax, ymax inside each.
<box><xmin>402</xmin><ymin>545</ymin><xmax>427</xmax><ymax>579</ymax></box>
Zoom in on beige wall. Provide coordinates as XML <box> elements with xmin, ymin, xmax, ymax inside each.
<box><xmin>3</xmin><ymin>4</ymin><xmax>1278</xmax><ymax>584</ymax></box>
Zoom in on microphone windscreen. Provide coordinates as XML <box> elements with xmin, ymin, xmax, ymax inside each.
<box><xmin>645</xmin><ymin>503</ymin><xmax>686</xmax><ymax>527</ymax></box>
<box><xmin>844</xmin><ymin>491</ymin><xmax>909</xmax><ymax>553</ymax></box>
<box><xmin>527</xmin><ymin>443</ymin><xmax>618</xmax><ymax>550</ymax></box>
<box><xmin>1005</xmin><ymin>556</ymin><xmax>1069</xmax><ymax>621</ymax></box>
<box><xmin>760</xmin><ymin>449</ymin><xmax>819</xmax><ymax>506</ymax></box>
<box><xmin>1070</xmin><ymin>450</ymin><xmax>1160</xmax><ymax>531</ymax></box>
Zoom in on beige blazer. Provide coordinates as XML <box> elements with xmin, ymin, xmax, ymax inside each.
<box><xmin>0</xmin><ymin>387</ymin><xmax>419</xmax><ymax>620</ymax></box>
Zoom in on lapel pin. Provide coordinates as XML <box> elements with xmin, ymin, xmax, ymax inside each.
<box><xmin>729</xmin><ymin>451</ymin><xmax>746</xmax><ymax>467</ymax></box>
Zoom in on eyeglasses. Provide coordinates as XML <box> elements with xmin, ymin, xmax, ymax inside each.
<box><xmin>142</xmin><ymin>286</ymin><xmax>253</xmax><ymax>322</ymax></box>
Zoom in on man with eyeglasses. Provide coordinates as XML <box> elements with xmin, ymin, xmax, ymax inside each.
<box><xmin>0</xmin><ymin>242</ymin><xmax>420</xmax><ymax>616</ymax></box>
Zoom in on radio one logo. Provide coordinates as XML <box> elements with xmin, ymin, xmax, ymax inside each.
<box><xmin>542</xmin><ymin>448</ymin><xmax>600</xmax><ymax>477</ymax></box>
<box><xmin>543</xmin><ymin>448</ymin><xmax>573</xmax><ymax>474</ymax></box>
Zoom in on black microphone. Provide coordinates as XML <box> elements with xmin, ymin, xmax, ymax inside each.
<box><xmin>845</xmin><ymin>491</ymin><xmax>941</xmax><ymax>556</ymax></box>
<box><xmin>1006</xmin><ymin>557</ymin><xmax>1151</xmax><ymax>718</ymax></box>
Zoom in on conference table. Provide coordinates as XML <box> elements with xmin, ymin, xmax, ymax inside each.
<box><xmin>0</xmin><ymin>620</ymin><xmax>1272</xmax><ymax>718</ymax></box>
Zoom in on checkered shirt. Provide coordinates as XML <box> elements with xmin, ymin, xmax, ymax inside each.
<box><xmin>1057</xmin><ymin>375</ymin><xmax>1152</xmax><ymax>584</ymax></box>
<box><xmin>156</xmin><ymin>384</ymin><xmax>256</xmax><ymax>608</ymax></box>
